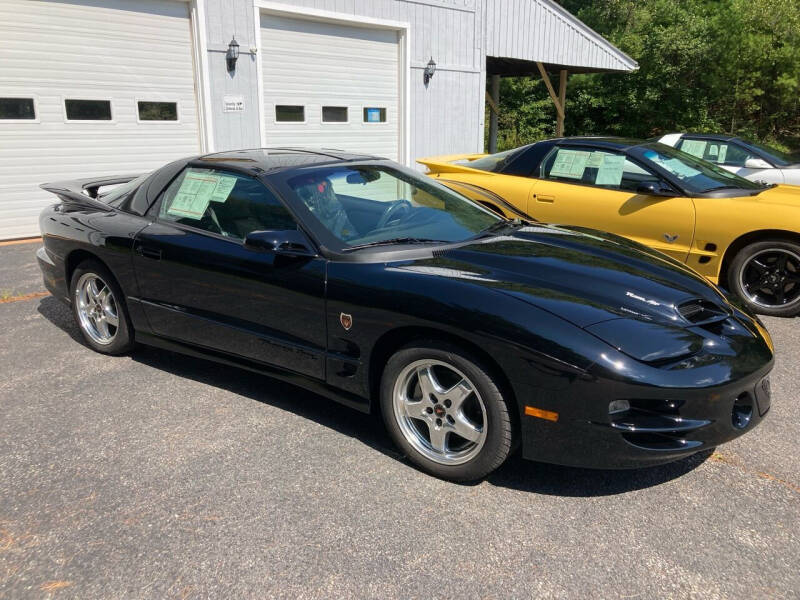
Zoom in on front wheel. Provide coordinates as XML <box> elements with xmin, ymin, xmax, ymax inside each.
<box><xmin>380</xmin><ymin>341</ymin><xmax>514</xmax><ymax>481</ymax></box>
<box><xmin>728</xmin><ymin>240</ymin><xmax>800</xmax><ymax>317</ymax></box>
<box><xmin>70</xmin><ymin>259</ymin><xmax>134</xmax><ymax>354</ymax></box>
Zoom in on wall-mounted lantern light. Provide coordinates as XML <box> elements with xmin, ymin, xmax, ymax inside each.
<box><xmin>424</xmin><ymin>57</ymin><xmax>436</xmax><ymax>86</ymax></box>
<box><xmin>226</xmin><ymin>36</ymin><xmax>240</xmax><ymax>72</ymax></box>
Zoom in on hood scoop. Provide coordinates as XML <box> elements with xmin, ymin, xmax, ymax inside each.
<box><xmin>677</xmin><ymin>299</ymin><xmax>729</xmax><ymax>325</ymax></box>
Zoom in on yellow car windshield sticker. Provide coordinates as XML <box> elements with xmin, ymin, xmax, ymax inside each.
<box><xmin>595</xmin><ymin>154</ymin><xmax>626</xmax><ymax>186</ymax></box>
<box><xmin>167</xmin><ymin>171</ymin><xmax>237</xmax><ymax>220</ymax></box>
<box><xmin>681</xmin><ymin>139</ymin><xmax>707</xmax><ymax>158</ymax></box>
<box><xmin>550</xmin><ymin>149</ymin><xmax>591</xmax><ymax>179</ymax></box>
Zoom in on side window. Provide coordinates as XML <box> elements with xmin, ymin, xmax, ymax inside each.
<box><xmin>541</xmin><ymin>147</ymin><xmax>661</xmax><ymax>192</ymax></box>
<box><xmin>677</xmin><ymin>139</ymin><xmax>753</xmax><ymax>167</ymax></box>
<box><xmin>158</xmin><ymin>168</ymin><xmax>296</xmax><ymax>239</ymax></box>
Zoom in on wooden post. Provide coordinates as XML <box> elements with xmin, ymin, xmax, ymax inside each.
<box><xmin>488</xmin><ymin>74</ymin><xmax>500</xmax><ymax>153</ymax></box>
<box><xmin>557</xmin><ymin>69</ymin><xmax>568</xmax><ymax>137</ymax></box>
<box><xmin>536</xmin><ymin>62</ymin><xmax>566</xmax><ymax>137</ymax></box>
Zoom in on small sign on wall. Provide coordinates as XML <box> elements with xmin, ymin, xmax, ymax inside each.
<box><xmin>223</xmin><ymin>96</ymin><xmax>245</xmax><ymax>112</ymax></box>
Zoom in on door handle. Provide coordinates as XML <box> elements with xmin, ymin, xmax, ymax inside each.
<box><xmin>535</xmin><ymin>194</ymin><xmax>555</xmax><ymax>203</ymax></box>
<box><xmin>135</xmin><ymin>244</ymin><xmax>162</xmax><ymax>260</ymax></box>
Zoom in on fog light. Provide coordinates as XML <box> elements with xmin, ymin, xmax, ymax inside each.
<box><xmin>732</xmin><ymin>393</ymin><xmax>753</xmax><ymax>430</ymax></box>
<box><xmin>608</xmin><ymin>399</ymin><xmax>630</xmax><ymax>414</ymax></box>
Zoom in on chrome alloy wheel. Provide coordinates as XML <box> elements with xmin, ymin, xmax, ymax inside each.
<box><xmin>75</xmin><ymin>273</ymin><xmax>119</xmax><ymax>345</ymax></box>
<box><xmin>738</xmin><ymin>248</ymin><xmax>800</xmax><ymax>309</ymax></box>
<box><xmin>392</xmin><ymin>359</ymin><xmax>487</xmax><ymax>465</ymax></box>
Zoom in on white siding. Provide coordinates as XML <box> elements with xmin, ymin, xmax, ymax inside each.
<box><xmin>0</xmin><ymin>0</ymin><xmax>200</xmax><ymax>239</ymax></box>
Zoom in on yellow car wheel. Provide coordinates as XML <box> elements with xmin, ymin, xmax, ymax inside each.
<box><xmin>729</xmin><ymin>240</ymin><xmax>800</xmax><ymax>317</ymax></box>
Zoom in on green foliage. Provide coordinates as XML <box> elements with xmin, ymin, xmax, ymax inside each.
<box><xmin>489</xmin><ymin>0</ymin><xmax>800</xmax><ymax>153</ymax></box>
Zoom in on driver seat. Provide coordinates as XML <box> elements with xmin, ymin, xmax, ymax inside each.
<box><xmin>295</xmin><ymin>177</ymin><xmax>357</xmax><ymax>240</ymax></box>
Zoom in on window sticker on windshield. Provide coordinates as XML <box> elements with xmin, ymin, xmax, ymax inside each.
<box><xmin>661</xmin><ymin>158</ymin><xmax>701</xmax><ymax>179</ymax></box>
<box><xmin>550</xmin><ymin>149</ymin><xmax>591</xmax><ymax>179</ymax></box>
<box><xmin>166</xmin><ymin>171</ymin><xmax>221</xmax><ymax>219</ymax></box>
<box><xmin>595</xmin><ymin>154</ymin><xmax>626</xmax><ymax>186</ymax></box>
<box><xmin>717</xmin><ymin>145</ymin><xmax>728</xmax><ymax>164</ymax></box>
<box><xmin>681</xmin><ymin>139</ymin><xmax>707</xmax><ymax>158</ymax></box>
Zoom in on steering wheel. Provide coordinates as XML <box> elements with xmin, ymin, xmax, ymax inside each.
<box><xmin>376</xmin><ymin>200</ymin><xmax>412</xmax><ymax>229</ymax></box>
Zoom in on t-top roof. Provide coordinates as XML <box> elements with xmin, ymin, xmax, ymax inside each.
<box><xmin>196</xmin><ymin>148</ymin><xmax>381</xmax><ymax>173</ymax></box>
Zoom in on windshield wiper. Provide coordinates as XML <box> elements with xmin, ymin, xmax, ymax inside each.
<box><xmin>474</xmin><ymin>218</ymin><xmax>526</xmax><ymax>238</ymax></box>
<box><xmin>345</xmin><ymin>237</ymin><xmax>450</xmax><ymax>251</ymax></box>
<box><xmin>700</xmin><ymin>185</ymin><xmax>744</xmax><ymax>193</ymax></box>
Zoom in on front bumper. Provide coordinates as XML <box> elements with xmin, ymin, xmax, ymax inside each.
<box><xmin>520</xmin><ymin>363</ymin><xmax>773</xmax><ymax>469</ymax></box>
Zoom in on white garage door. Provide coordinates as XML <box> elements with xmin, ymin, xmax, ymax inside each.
<box><xmin>260</xmin><ymin>14</ymin><xmax>400</xmax><ymax>161</ymax></box>
<box><xmin>0</xmin><ymin>0</ymin><xmax>201</xmax><ymax>240</ymax></box>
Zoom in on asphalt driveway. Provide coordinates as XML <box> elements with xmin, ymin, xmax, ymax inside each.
<box><xmin>1</xmin><ymin>241</ymin><xmax>798</xmax><ymax>599</ymax></box>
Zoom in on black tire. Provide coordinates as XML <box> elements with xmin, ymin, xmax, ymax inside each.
<box><xmin>69</xmin><ymin>259</ymin><xmax>135</xmax><ymax>354</ymax></box>
<box><xmin>728</xmin><ymin>240</ymin><xmax>800</xmax><ymax>317</ymax></box>
<box><xmin>380</xmin><ymin>340</ymin><xmax>514</xmax><ymax>481</ymax></box>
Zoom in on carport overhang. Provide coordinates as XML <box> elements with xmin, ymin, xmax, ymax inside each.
<box><xmin>483</xmin><ymin>0</ymin><xmax>638</xmax><ymax>153</ymax></box>
<box><xmin>485</xmin><ymin>56</ymin><xmax>637</xmax><ymax>152</ymax></box>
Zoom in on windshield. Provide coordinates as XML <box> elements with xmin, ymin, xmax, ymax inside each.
<box><xmin>285</xmin><ymin>165</ymin><xmax>501</xmax><ymax>249</ymax></box>
<box><xmin>639</xmin><ymin>144</ymin><xmax>764</xmax><ymax>193</ymax></box>
<box><xmin>461</xmin><ymin>148</ymin><xmax>523</xmax><ymax>173</ymax></box>
<box><xmin>739</xmin><ymin>139</ymin><xmax>797</xmax><ymax>167</ymax></box>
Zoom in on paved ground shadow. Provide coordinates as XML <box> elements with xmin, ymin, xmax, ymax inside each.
<box><xmin>37</xmin><ymin>294</ymin><xmax>711</xmax><ymax>496</ymax></box>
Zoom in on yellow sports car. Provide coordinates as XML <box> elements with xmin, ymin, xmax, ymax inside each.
<box><xmin>420</xmin><ymin>138</ymin><xmax>800</xmax><ymax>317</ymax></box>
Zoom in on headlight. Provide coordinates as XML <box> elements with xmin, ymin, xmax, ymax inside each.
<box><xmin>585</xmin><ymin>318</ymin><xmax>703</xmax><ymax>364</ymax></box>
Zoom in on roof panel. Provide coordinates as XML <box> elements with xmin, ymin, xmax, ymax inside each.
<box><xmin>484</xmin><ymin>0</ymin><xmax>637</xmax><ymax>73</ymax></box>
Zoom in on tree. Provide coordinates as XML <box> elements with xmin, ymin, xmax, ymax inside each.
<box><xmin>489</xmin><ymin>0</ymin><xmax>800</xmax><ymax>153</ymax></box>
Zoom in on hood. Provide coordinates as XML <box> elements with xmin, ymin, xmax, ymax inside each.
<box><xmin>752</xmin><ymin>184</ymin><xmax>800</xmax><ymax>207</ymax></box>
<box><xmin>403</xmin><ymin>224</ymin><xmax>732</xmax><ymax>329</ymax></box>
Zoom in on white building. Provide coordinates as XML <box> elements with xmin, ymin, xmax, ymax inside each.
<box><xmin>0</xmin><ymin>0</ymin><xmax>635</xmax><ymax>240</ymax></box>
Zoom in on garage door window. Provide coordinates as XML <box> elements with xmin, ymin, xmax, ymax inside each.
<box><xmin>65</xmin><ymin>99</ymin><xmax>112</xmax><ymax>121</ymax></box>
<box><xmin>137</xmin><ymin>101</ymin><xmax>178</xmax><ymax>122</ymax></box>
<box><xmin>322</xmin><ymin>106</ymin><xmax>348</xmax><ymax>123</ymax></box>
<box><xmin>0</xmin><ymin>98</ymin><xmax>36</xmax><ymax>120</ymax></box>
<box><xmin>275</xmin><ymin>105</ymin><xmax>304</xmax><ymax>122</ymax></box>
<box><xmin>363</xmin><ymin>107</ymin><xmax>386</xmax><ymax>123</ymax></box>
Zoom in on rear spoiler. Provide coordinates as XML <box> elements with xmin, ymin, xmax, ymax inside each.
<box><xmin>416</xmin><ymin>153</ymin><xmax>489</xmax><ymax>175</ymax></box>
<box><xmin>39</xmin><ymin>174</ymin><xmax>141</xmax><ymax>209</ymax></box>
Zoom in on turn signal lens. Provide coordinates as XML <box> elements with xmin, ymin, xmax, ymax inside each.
<box><xmin>608</xmin><ymin>399</ymin><xmax>630</xmax><ymax>414</ymax></box>
<box><xmin>524</xmin><ymin>406</ymin><xmax>559</xmax><ymax>422</ymax></box>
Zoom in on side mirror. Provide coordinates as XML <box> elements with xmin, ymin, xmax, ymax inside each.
<box><xmin>244</xmin><ymin>229</ymin><xmax>316</xmax><ymax>257</ymax></box>
<box><xmin>636</xmin><ymin>182</ymin><xmax>678</xmax><ymax>197</ymax></box>
<box><xmin>744</xmin><ymin>157</ymin><xmax>772</xmax><ymax>169</ymax></box>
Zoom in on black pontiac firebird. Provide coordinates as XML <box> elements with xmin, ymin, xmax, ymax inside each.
<box><xmin>36</xmin><ymin>148</ymin><xmax>774</xmax><ymax>481</ymax></box>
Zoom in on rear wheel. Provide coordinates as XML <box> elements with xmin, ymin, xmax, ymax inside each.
<box><xmin>380</xmin><ymin>341</ymin><xmax>514</xmax><ymax>481</ymax></box>
<box><xmin>729</xmin><ymin>240</ymin><xmax>800</xmax><ymax>317</ymax></box>
<box><xmin>70</xmin><ymin>260</ymin><xmax>134</xmax><ymax>354</ymax></box>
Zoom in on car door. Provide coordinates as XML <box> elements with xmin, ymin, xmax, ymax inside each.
<box><xmin>132</xmin><ymin>166</ymin><xmax>327</xmax><ymax>379</ymax></box>
<box><xmin>529</xmin><ymin>145</ymin><xmax>696</xmax><ymax>263</ymax></box>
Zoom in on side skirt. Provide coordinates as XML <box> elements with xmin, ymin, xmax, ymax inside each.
<box><xmin>135</xmin><ymin>331</ymin><xmax>371</xmax><ymax>414</ymax></box>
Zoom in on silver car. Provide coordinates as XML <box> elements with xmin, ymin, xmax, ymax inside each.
<box><xmin>656</xmin><ymin>133</ymin><xmax>800</xmax><ymax>186</ymax></box>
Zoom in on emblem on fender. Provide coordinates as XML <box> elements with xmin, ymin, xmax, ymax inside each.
<box><xmin>664</xmin><ymin>233</ymin><xmax>679</xmax><ymax>243</ymax></box>
<box><xmin>340</xmin><ymin>313</ymin><xmax>353</xmax><ymax>331</ymax></box>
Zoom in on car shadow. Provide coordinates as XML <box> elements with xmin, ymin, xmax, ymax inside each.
<box><xmin>37</xmin><ymin>295</ymin><xmax>712</xmax><ymax>496</ymax></box>
<box><xmin>486</xmin><ymin>449</ymin><xmax>713</xmax><ymax>497</ymax></box>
